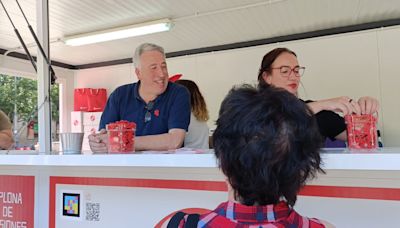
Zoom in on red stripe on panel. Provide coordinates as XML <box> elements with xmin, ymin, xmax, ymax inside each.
<box><xmin>300</xmin><ymin>185</ymin><xmax>400</xmax><ymax>201</ymax></box>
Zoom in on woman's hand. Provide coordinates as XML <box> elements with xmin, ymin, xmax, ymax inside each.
<box><xmin>308</xmin><ymin>96</ymin><xmax>361</xmax><ymax>115</ymax></box>
<box><xmin>308</xmin><ymin>96</ymin><xmax>379</xmax><ymax>116</ymax></box>
<box><xmin>357</xmin><ymin>96</ymin><xmax>379</xmax><ymax>114</ymax></box>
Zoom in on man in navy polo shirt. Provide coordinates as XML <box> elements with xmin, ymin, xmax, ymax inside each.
<box><xmin>89</xmin><ymin>43</ymin><xmax>190</xmax><ymax>152</ymax></box>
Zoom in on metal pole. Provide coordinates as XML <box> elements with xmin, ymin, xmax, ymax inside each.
<box><xmin>36</xmin><ymin>1</ymin><xmax>51</xmax><ymax>227</ymax></box>
<box><xmin>36</xmin><ymin>0</ymin><xmax>51</xmax><ymax>154</ymax></box>
<box><xmin>13</xmin><ymin>76</ymin><xmax>19</xmax><ymax>146</ymax></box>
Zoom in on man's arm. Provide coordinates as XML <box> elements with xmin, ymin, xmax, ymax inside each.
<box><xmin>0</xmin><ymin>129</ymin><xmax>14</xmax><ymax>150</ymax></box>
<box><xmin>89</xmin><ymin>128</ymin><xmax>185</xmax><ymax>153</ymax></box>
<box><xmin>134</xmin><ymin>128</ymin><xmax>186</xmax><ymax>151</ymax></box>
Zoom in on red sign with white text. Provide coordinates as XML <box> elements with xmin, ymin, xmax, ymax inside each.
<box><xmin>0</xmin><ymin>175</ymin><xmax>34</xmax><ymax>228</ymax></box>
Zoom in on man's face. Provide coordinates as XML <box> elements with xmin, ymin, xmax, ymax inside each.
<box><xmin>136</xmin><ymin>50</ymin><xmax>169</xmax><ymax>96</ymax></box>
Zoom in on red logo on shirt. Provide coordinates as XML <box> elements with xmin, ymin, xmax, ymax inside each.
<box><xmin>154</xmin><ymin>109</ymin><xmax>160</xmax><ymax>117</ymax></box>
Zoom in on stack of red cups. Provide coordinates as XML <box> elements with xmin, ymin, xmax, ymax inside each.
<box><xmin>106</xmin><ymin>120</ymin><xmax>136</xmax><ymax>153</ymax></box>
<box><xmin>345</xmin><ymin>114</ymin><xmax>378</xmax><ymax>150</ymax></box>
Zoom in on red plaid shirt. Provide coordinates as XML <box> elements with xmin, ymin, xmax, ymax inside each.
<box><xmin>180</xmin><ymin>201</ymin><xmax>325</xmax><ymax>228</ymax></box>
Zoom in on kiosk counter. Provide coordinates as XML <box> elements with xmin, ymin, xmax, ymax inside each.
<box><xmin>0</xmin><ymin>149</ymin><xmax>399</xmax><ymax>228</ymax></box>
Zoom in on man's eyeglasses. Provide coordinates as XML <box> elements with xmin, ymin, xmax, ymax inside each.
<box><xmin>270</xmin><ymin>66</ymin><xmax>305</xmax><ymax>77</ymax></box>
<box><xmin>144</xmin><ymin>101</ymin><xmax>154</xmax><ymax>123</ymax></box>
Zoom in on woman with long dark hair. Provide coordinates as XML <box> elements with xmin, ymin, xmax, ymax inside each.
<box><xmin>175</xmin><ymin>79</ymin><xmax>210</xmax><ymax>149</ymax></box>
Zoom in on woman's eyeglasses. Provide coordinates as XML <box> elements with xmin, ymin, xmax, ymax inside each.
<box><xmin>270</xmin><ymin>66</ymin><xmax>305</xmax><ymax>77</ymax></box>
<box><xmin>144</xmin><ymin>101</ymin><xmax>154</xmax><ymax>123</ymax></box>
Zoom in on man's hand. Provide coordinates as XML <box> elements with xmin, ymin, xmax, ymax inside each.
<box><xmin>88</xmin><ymin>129</ymin><xmax>108</xmax><ymax>153</ymax></box>
<box><xmin>135</xmin><ymin>128</ymin><xmax>186</xmax><ymax>151</ymax></box>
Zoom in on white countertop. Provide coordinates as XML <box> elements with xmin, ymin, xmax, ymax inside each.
<box><xmin>0</xmin><ymin>148</ymin><xmax>399</xmax><ymax>170</ymax></box>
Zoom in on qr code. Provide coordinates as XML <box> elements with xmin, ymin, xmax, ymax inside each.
<box><xmin>86</xmin><ymin>203</ymin><xmax>100</xmax><ymax>221</ymax></box>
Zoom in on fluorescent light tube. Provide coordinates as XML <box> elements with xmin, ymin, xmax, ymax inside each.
<box><xmin>64</xmin><ymin>19</ymin><xmax>172</xmax><ymax>46</ymax></box>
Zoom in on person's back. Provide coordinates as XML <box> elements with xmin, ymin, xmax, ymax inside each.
<box><xmin>185</xmin><ymin>113</ymin><xmax>209</xmax><ymax>149</ymax></box>
<box><xmin>175</xmin><ymin>79</ymin><xmax>209</xmax><ymax>149</ymax></box>
<box><xmin>165</xmin><ymin>85</ymin><xmax>334</xmax><ymax>228</ymax></box>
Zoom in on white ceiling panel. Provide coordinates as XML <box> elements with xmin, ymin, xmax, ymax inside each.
<box><xmin>0</xmin><ymin>0</ymin><xmax>400</xmax><ymax>66</ymax></box>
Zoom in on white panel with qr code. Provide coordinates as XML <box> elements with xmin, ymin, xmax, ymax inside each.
<box><xmin>55</xmin><ymin>184</ymin><xmax>225</xmax><ymax>228</ymax></box>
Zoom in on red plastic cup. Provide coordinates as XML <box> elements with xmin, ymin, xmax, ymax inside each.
<box><xmin>344</xmin><ymin>114</ymin><xmax>377</xmax><ymax>150</ymax></box>
<box><xmin>106</xmin><ymin>121</ymin><xmax>136</xmax><ymax>153</ymax></box>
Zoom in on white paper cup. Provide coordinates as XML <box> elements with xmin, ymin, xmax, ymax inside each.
<box><xmin>60</xmin><ymin>133</ymin><xmax>84</xmax><ymax>155</ymax></box>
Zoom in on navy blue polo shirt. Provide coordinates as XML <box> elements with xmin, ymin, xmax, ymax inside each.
<box><xmin>99</xmin><ymin>81</ymin><xmax>190</xmax><ymax>136</ymax></box>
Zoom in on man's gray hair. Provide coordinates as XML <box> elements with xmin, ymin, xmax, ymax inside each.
<box><xmin>132</xmin><ymin>43</ymin><xmax>165</xmax><ymax>68</ymax></box>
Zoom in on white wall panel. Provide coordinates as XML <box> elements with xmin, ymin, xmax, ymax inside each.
<box><xmin>74</xmin><ymin>64</ymin><xmax>137</xmax><ymax>95</ymax></box>
<box><xmin>377</xmin><ymin>27</ymin><xmax>400</xmax><ymax>147</ymax></box>
<box><xmin>293</xmin><ymin>31</ymin><xmax>380</xmax><ymax>102</ymax></box>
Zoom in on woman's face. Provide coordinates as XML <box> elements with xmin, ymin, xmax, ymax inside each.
<box><xmin>262</xmin><ymin>52</ymin><xmax>301</xmax><ymax>95</ymax></box>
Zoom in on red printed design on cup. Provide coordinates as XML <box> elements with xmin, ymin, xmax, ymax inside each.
<box><xmin>345</xmin><ymin>114</ymin><xmax>378</xmax><ymax>150</ymax></box>
<box><xmin>106</xmin><ymin>121</ymin><xmax>136</xmax><ymax>153</ymax></box>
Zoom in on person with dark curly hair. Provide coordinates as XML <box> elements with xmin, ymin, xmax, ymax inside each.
<box><xmin>165</xmin><ymin>85</ymin><xmax>334</xmax><ymax>227</ymax></box>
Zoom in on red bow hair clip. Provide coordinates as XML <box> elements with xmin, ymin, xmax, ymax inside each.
<box><xmin>169</xmin><ymin>74</ymin><xmax>182</xmax><ymax>82</ymax></box>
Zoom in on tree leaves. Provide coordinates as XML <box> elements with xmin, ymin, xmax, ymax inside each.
<box><xmin>0</xmin><ymin>74</ymin><xmax>59</xmax><ymax>124</ymax></box>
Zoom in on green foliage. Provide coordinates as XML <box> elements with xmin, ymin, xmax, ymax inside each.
<box><xmin>0</xmin><ymin>74</ymin><xmax>59</xmax><ymax>124</ymax></box>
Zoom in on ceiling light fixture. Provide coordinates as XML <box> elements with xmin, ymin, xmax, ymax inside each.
<box><xmin>64</xmin><ymin>18</ymin><xmax>172</xmax><ymax>46</ymax></box>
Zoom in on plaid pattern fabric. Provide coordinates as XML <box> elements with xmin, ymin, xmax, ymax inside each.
<box><xmin>181</xmin><ymin>201</ymin><xmax>325</xmax><ymax>228</ymax></box>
